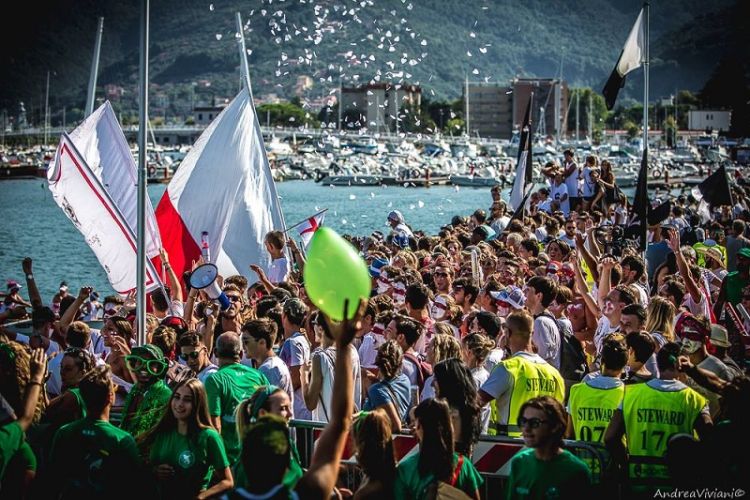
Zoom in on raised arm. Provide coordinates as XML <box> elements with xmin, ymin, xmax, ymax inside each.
<box><xmin>287</xmin><ymin>238</ymin><xmax>306</xmax><ymax>274</ymax></box>
<box><xmin>597</xmin><ymin>258</ymin><xmax>616</xmax><ymax>309</ymax></box>
<box><xmin>574</xmin><ymin>233</ymin><xmax>600</xmax><ymax>283</ymax></box>
<box><xmin>249</xmin><ymin>265</ymin><xmax>276</xmax><ymax>293</ymax></box>
<box><xmin>22</xmin><ymin>258</ymin><xmax>43</xmax><ymax>309</ymax></box>
<box><xmin>18</xmin><ymin>348</ymin><xmax>46</xmax><ymax>431</ymax></box>
<box><xmin>160</xmin><ymin>248</ymin><xmax>183</xmax><ymax>303</ymax></box>
<box><xmin>666</xmin><ymin>229</ymin><xmax>702</xmax><ymax>304</ymax></box>
<box><xmin>297</xmin><ymin>299</ymin><xmax>364</xmax><ymax>498</ymax></box>
<box><xmin>573</xmin><ymin>256</ymin><xmax>601</xmax><ymax>317</ymax></box>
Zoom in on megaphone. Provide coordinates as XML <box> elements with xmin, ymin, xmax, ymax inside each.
<box><xmin>189</xmin><ymin>263</ymin><xmax>231</xmax><ymax>311</ymax></box>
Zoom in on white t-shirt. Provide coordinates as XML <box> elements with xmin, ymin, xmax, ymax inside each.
<box><xmin>563</xmin><ymin>161</ymin><xmax>580</xmax><ymax>197</ymax></box>
<box><xmin>311</xmin><ymin>345</ymin><xmax>361</xmax><ymax>421</ymax></box>
<box><xmin>683</xmin><ymin>291</ymin><xmax>711</xmax><ymax>318</ymax></box>
<box><xmin>533</xmin><ymin>314</ymin><xmax>561</xmax><ymax>369</ymax></box>
<box><xmin>280</xmin><ymin>332</ymin><xmax>311</xmax><ymax>419</ymax></box>
<box><xmin>259</xmin><ymin>355</ymin><xmax>295</xmax><ymax>414</ymax></box>
<box><xmin>593</xmin><ymin>316</ymin><xmax>619</xmax><ymax>355</ymax></box>
<box><xmin>550</xmin><ymin>183</ymin><xmax>570</xmax><ymax>216</ymax></box>
<box><xmin>268</xmin><ymin>257</ymin><xmax>291</xmax><ymax>283</ymax></box>
<box><xmin>471</xmin><ymin>366</ymin><xmax>491</xmax><ymax>434</ymax></box>
<box><xmin>358</xmin><ymin>331</ymin><xmax>386</xmax><ymax>369</ymax></box>
<box><xmin>484</xmin><ymin>348</ymin><xmax>505</xmax><ymax>373</ymax></box>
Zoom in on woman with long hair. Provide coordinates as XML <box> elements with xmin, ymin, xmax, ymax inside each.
<box><xmin>363</xmin><ymin>340</ymin><xmax>411</xmax><ymax>433</ymax></box>
<box><xmin>139</xmin><ymin>378</ymin><xmax>233</xmax><ymax>499</ymax></box>
<box><xmin>352</xmin><ymin>409</ymin><xmax>396</xmax><ymax>499</ymax></box>
<box><xmin>234</xmin><ymin>385</ymin><xmax>301</xmax><ymax>491</ymax></box>
<box><xmin>433</xmin><ymin>359</ymin><xmax>482</xmax><ymax>456</ymax></box>
<box><xmin>645</xmin><ymin>296</ymin><xmax>676</xmax><ymax>345</ymax></box>
<box><xmin>420</xmin><ymin>334</ymin><xmax>461</xmax><ymax>402</ymax></box>
<box><xmin>44</xmin><ymin>347</ymin><xmax>95</xmax><ymax>429</ymax></box>
<box><xmin>394</xmin><ymin>398</ymin><xmax>483</xmax><ymax>499</ymax></box>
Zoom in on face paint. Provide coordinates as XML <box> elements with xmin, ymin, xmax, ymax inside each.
<box><xmin>431</xmin><ymin>297</ymin><xmax>448</xmax><ymax>320</ymax></box>
<box><xmin>393</xmin><ymin>282</ymin><xmax>406</xmax><ymax>305</ymax></box>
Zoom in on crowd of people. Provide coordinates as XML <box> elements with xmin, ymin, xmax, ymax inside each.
<box><xmin>2</xmin><ymin>152</ymin><xmax>750</xmax><ymax>499</ymax></box>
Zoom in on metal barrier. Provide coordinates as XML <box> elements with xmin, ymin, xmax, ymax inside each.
<box><xmin>289</xmin><ymin>419</ymin><xmax>613</xmax><ymax>498</ymax></box>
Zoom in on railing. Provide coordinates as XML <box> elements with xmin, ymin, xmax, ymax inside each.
<box><xmin>289</xmin><ymin>419</ymin><xmax>617</xmax><ymax>498</ymax></box>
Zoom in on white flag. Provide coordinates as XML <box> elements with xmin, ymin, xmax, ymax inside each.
<box><xmin>68</xmin><ymin>101</ymin><xmax>162</xmax><ymax>259</ymax></box>
<box><xmin>48</xmin><ymin>134</ymin><xmax>160</xmax><ymax>294</ymax></box>
<box><xmin>156</xmin><ymin>87</ymin><xmax>286</xmax><ymax>280</ymax></box>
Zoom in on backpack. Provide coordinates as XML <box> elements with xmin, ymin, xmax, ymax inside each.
<box><xmin>421</xmin><ymin>454</ymin><xmax>471</xmax><ymax>500</ymax></box>
<box><xmin>538</xmin><ymin>312</ymin><xmax>589</xmax><ymax>382</ymax></box>
<box><xmin>403</xmin><ymin>352</ymin><xmax>433</xmax><ymax>391</ymax></box>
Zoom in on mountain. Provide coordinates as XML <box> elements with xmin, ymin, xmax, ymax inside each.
<box><xmin>0</xmin><ymin>0</ymin><xmax>743</xmax><ymax>124</ymax></box>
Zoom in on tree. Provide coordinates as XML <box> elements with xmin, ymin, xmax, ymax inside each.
<box><xmin>445</xmin><ymin>118</ymin><xmax>465</xmax><ymax>135</ymax></box>
<box><xmin>256</xmin><ymin>102</ymin><xmax>318</xmax><ymax>127</ymax></box>
<box><xmin>623</xmin><ymin>120</ymin><xmax>640</xmax><ymax>141</ymax></box>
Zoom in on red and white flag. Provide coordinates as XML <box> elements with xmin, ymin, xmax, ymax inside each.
<box><xmin>155</xmin><ymin>88</ymin><xmax>285</xmax><ymax>281</ymax></box>
<box><xmin>298</xmin><ymin>212</ymin><xmax>326</xmax><ymax>247</ymax></box>
<box><xmin>48</xmin><ymin>134</ymin><xmax>160</xmax><ymax>294</ymax></box>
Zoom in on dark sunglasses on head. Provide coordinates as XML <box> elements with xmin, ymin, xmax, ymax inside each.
<box><xmin>518</xmin><ymin>416</ymin><xmax>548</xmax><ymax>429</ymax></box>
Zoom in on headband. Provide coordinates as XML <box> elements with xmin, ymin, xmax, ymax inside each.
<box><xmin>250</xmin><ymin>385</ymin><xmax>280</xmax><ymax>421</ymax></box>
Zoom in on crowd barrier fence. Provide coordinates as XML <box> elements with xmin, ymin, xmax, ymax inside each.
<box><xmin>290</xmin><ymin>419</ymin><xmax>624</xmax><ymax>498</ymax></box>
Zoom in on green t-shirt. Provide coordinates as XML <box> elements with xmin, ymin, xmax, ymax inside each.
<box><xmin>233</xmin><ymin>438</ymin><xmax>303</xmax><ymax>491</ymax></box>
<box><xmin>49</xmin><ymin>417</ymin><xmax>142</xmax><ymax>497</ymax></box>
<box><xmin>120</xmin><ymin>379</ymin><xmax>172</xmax><ymax>439</ymax></box>
<box><xmin>394</xmin><ymin>452</ymin><xmax>484</xmax><ymax>500</ymax></box>
<box><xmin>505</xmin><ymin>448</ymin><xmax>592</xmax><ymax>500</ymax></box>
<box><xmin>0</xmin><ymin>421</ymin><xmax>25</xmax><ymax>478</ymax></box>
<box><xmin>148</xmin><ymin>427</ymin><xmax>229</xmax><ymax>497</ymax></box>
<box><xmin>204</xmin><ymin>363</ymin><xmax>269</xmax><ymax>464</ymax></box>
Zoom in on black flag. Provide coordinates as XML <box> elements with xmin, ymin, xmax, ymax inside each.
<box><xmin>647</xmin><ymin>199</ymin><xmax>672</xmax><ymax>226</ymax></box>
<box><xmin>510</xmin><ymin>95</ymin><xmax>533</xmax><ymax>211</ymax></box>
<box><xmin>627</xmin><ymin>148</ymin><xmax>649</xmax><ymax>251</ymax></box>
<box><xmin>697</xmin><ymin>164</ymin><xmax>733</xmax><ymax>208</ymax></box>
<box><xmin>602</xmin><ymin>8</ymin><xmax>645</xmax><ymax>110</ymax></box>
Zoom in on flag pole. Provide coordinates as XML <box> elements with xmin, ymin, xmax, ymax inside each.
<box><xmin>283</xmin><ymin>208</ymin><xmax>329</xmax><ymax>234</ymax></box>
<box><xmin>236</xmin><ymin>11</ymin><xmax>290</xmax><ymax>266</ymax></box>
<box><xmin>136</xmin><ymin>0</ymin><xmax>149</xmax><ymax>346</ymax></box>
<box><xmin>642</xmin><ymin>2</ymin><xmax>649</xmax><ymax>153</ymax></box>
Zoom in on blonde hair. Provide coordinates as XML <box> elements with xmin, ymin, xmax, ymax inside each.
<box><xmin>429</xmin><ymin>334</ymin><xmax>462</xmax><ymax>365</ymax></box>
<box><xmin>462</xmin><ymin>333</ymin><xmax>495</xmax><ymax>365</ymax></box>
<box><xmin>644</xmin><ymin>296</ymin><xmax>676</xmax><ymax>342</ymax></box>
<box><xmin>394</xmin><ymin>251</ymin><xmax>418</xmax><ymax>270</ymax></box>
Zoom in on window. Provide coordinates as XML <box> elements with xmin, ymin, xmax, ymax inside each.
<box><xmin>198</xmin><ymin>113</ymin><xmax>203</xmax><ymax>120</ymax></box>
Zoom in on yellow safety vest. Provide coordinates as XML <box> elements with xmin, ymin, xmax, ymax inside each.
<box><xmin>569</xmin><ymin>380</ymin><xmax>624</xmax><ymax>444</ymax></box>
<box><xmin>488</xmin><ymin>354</ymin><xmax>564</xmax><ymax>437</ymax></box>
<box><xmin>621</xmin><ymin>382</ymin><xmax>706</xmax><ymax>481</ymax></box>
<box><xmin>568</xmin><ymin>379</ymin><xmax>624</xmax><ymax>479</ymax></box>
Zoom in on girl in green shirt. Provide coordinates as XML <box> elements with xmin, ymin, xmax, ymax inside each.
<box><xmin>139</xmin><ymin>378</ymin><xmax>233</xmax><ymax>500</ymax></box>
<box><xmin>394</xmin><ymin>398</ymin><xmax>483</xmax><ymax>500</ymax></box>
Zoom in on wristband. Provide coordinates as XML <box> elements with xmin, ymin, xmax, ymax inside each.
<box><xmin>26</xmin><ymin>274</ymin><xmax>34</xmax><ymax>281</ymax></box>
<box><xmin>28</xmin><ymin>380</ymin><xmax>44</xmax><ymax>387</ymax></box>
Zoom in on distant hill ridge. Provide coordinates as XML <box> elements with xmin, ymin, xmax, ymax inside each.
<box><xmin>0</xmin><ymin>0</ymin><xmax>743</xmax><ymax>117</ymax></box>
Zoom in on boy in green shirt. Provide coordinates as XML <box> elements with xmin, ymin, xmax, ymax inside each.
<box><xmin>506</xmin><ymin>396</ymin><xmax>591</xmax><ymax>499</ymax></box>
<box><xmin>204</xmin><ymin>332</ymin><xmax>269</xmax><ymax>464</ymax></box>
<box><xmin>49</xmin><ymin>365</ymin><xmax>144</xmax><ymax>498</ymax></box>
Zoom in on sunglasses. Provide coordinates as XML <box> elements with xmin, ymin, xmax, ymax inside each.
<box><xmin>434</xmin><ymin>272</ymin><xmax>449</xmax><ymax>278</ymax></box>
<box><xmin>518</xmin><ymin>416</ymin><xmax>548</xmax><ymax>429</ymax></box>
<box><xmin>125</xmin><ymin>355</ymin><xmax>168</xmax><ymax>376</ymax></box>
<box><xmin>180</xmin><ymin>348</ymin><xmax>205</xmax><ymax>361</ymax></box>
<box><xmin>226</xmin><ymin>295</ymin><xmax>242</xmax><ymax>303</ymax></box>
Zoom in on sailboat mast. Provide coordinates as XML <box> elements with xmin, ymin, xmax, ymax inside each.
<box><xmin>85</xmin><ymin>17</ymin><xmax>104</xmax><ymax>118</ymax></box>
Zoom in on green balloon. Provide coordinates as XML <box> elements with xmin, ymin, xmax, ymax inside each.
<box><xmin>303</xmin><ymin>227</ymin><xmax>371</xmax><ymax>321</ymax></box>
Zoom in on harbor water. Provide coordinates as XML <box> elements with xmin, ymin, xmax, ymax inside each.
<box><xmin>1</xmin><ymin>178</ymin><xmax>499</xmax><ymax>299</ymax></box>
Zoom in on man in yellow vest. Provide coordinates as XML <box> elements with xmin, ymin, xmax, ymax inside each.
<box><xmin>479</xmin><ymin>310</ymin><xmax>564</xmax><ymax>436</ymax></box>
<box><xmin>567</xmin><ymin>336</ymin><xmax>627</xmax><ymax>479</ymax></box>
<box><xmin>604</xmin><ymin>342</ymin><xmax>712</xmax><ymax>487</ymax></box>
